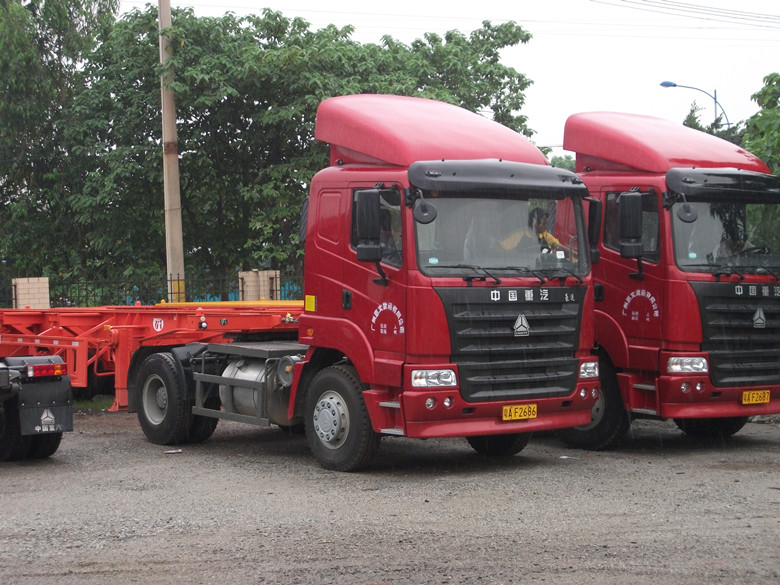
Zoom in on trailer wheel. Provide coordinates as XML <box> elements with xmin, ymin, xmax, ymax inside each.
<box><xmin>28</xmin><ymin>433</ymin><xmax>63</xmax><ymax>459</ymax></box>
<box><xmin>305</xmin><ymin>365</ymin><xmax>379</xmax><ymax>472</ymax></box>
<box><xmin>137</xmin><ymin>352</ymin><xmax>190</xmax><ymax>445</ymax></box>
<box><xmin>558</xmin><ymin>357</ymin><xmax>630</xmax><ymax>450</ymax></box>
<box><xmin>0</xmin><ymin>399</ymin><xmax>33</xmax><ymax>461</ymax></box>
<box><xmin>673</xmin><ymin>416</ymin><xmax>748</xmax><ymax>439</ymax></box>
<box><xmin>466</xmin><ymin>433</ymin><xmax>530</xmax><ymax>456</ymax></box>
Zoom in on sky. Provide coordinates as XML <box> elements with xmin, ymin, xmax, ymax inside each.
<box><xmin>120</xmin><ymin>0</ymin><xmax>780</xmax><ymax>157</ymax></box>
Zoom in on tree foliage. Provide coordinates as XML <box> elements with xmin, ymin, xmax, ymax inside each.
<box><xmin>681</xmin><ymin>103</ymin><xmax>745</xmax><ymax>146</ymax></box>
<box><xmin>744</xmin><ymin>72</ymin><xmax>780</xmax><ymax>173</ymax></box>
<box><xmin>1</xmin><ymin>5</ymin><xmax>536</xmax><ymax>283</ymax></box>
<box><xmin>550</xmin><ymin>154</ymin><xmax>575</xmax><ymax>171</ymax></box>
<box><xmin>0</xmin><ymin>0</ymin><xmax>118</xmax><ymax>278</ymax></box>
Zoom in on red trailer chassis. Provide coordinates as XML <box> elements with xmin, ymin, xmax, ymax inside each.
<box><xmin>0</xmin><ymin>301</ymin><xmax>303</xmax><ymax>411</ymax></box>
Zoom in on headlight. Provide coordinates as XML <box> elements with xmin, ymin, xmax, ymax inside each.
<box><xmin>667</xmin><ymin>356</ymin><xmax>708</xmax><ymax>373</ymax></box>
<box><xmin>411</xmin><ymin>369</ymin><xmax>457</xmax><ymax>387</ymax></box>
<box><xmin>579</xmin><ymin>361</ymin><xmax>599</xmax><ymax>379</ymax></box>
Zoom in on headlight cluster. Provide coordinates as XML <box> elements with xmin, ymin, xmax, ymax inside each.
<box><xmin>667</xmin><ymin>357</ymin><xmax>708</xmax><ymax>373</ymax></box>
<box><xmin>411</xmin><ymin>369</ymin><xmax>457</xmax><ymax>388</ymax></box>
<box><xmin>579</xmin><ymin>361</ymin><xmax>599</xmax><ymax>379</ymax></box>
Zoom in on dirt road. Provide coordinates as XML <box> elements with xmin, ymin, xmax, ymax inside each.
<box><xmin>1</xmin><ymin>412</ymin><xmax>778</xmax><ymax>584</ymax></box>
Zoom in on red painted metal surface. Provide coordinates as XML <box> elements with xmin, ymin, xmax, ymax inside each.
<box><xmin>315</xmin><ymin>94</ymin><xmax>548</xmax><ymax>167</ymax></box>
<box><xmin>563</xmin><ymin>111</ymin><xmax>770</xmax><ymax>174</ymax></box>
<box><xmin>0</xmin><ymin>301</ymin><xmax>303</xmax><ymax>411</ymax></box>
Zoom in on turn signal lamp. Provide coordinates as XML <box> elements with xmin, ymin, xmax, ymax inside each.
<box><xmin>26</xmin><ymin>363</ymin><xmax>67</xmax><ymax>378</ymax></box>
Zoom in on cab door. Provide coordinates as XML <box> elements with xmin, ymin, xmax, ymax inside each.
<box><xmin>598</xmin><ymin>187</ymin><xmax>664</xmax><ymax>369</ymax></box>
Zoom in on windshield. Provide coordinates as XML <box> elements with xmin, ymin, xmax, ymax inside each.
<box><xmin>672</xmin><ymin>200</ymin><xmax>780</xmax><ymax>276</ymax></box>
<box><xmin>416</xmin><ymin>193</ymin><xmax>589</xmax><ymax>279</ymax></box>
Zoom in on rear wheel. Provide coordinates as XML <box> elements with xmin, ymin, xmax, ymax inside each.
<box><xmin>673</xmin><ymin>416</ymin><xmax>748</xmax><ymax>438</ymax></box>
<box><xmin>187</xmin><ymin>395</ymin><xmax>220</xmax><ymax>443</ymax></box>
<box><xmin>305</xmin><ymin>365</ymin><xmax>379</xmax><ymax>472</ymax></box>
<box><xmin>466</xmin><ymin>433</ymin><xmax>530</xmax><ymax>456</ymax></box>
<box><xmin>137</xmin><ymin>353</ymin><xmax>190</xmax><ymax>445</ymax></box>
<box><xmin>0</xmin><ymin>399</ymin><xmax>33</xmax><ymax>461</ymax></box>
<box><xmin>28</xmin><ymin>433</ymin><xmax>63</xmax><ymax>459</ymax></box>
<box><xmin>558</xmin><ymin>357</ymin><xmax>630</xmax><ymax>450</ymax></box>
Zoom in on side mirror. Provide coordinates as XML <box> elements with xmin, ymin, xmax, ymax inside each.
<box><xmin>413</xmin><ymin>198</ymin><xmax>437</xmax><ymax>224</ymax></box>
<box><xmin>354</xmin><ymin>190</ymin><xmax>383</xmax><ymax>263</ymax></box>
<box><xmin>355</xmin><ymin>189</ymin><xmax>380</xmax><ymax>241</ymax></box>
<box><xmin>586</xmin><ymin>198</ymin><xmax>602</xmax><ymax>263</ymax></box>
<box><xmin>619</xmin><ymin>191</ymin><xmax>643</xmax><ymax>259</ymax></box>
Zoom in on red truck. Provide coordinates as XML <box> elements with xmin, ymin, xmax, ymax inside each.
<box><xmin>0</xmin><ymin>356</ymin><xmax>72</xmax><ymax>461</ymax></box>
<box><xmin>557</xmin><ymin>111</ymin><xmax>780</xmax><ymax>449</ymax></box>
<box><xmin>1</xmin><ymin>95</ymin><xmax>602</xmax><ymax>470</ymax></box>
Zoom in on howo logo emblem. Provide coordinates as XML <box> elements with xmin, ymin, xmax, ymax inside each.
<box><xmin>753</xmin><ymin>307</ymin><xmax>766</xmax><ymax>329</ymax></box>
<box><xmin>513</xmin><ymin>314</ymin><xmax>530</xmax><ymax>337</ymax></box>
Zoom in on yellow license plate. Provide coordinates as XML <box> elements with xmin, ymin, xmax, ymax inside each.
<box><xmin>502</xmin><ymin>403</ymin><xmax>538</xmax><ymax>421</ymax></box>
<box><xmin>742</xmin><ymin>390</ymin><xmax>770</xmax><ymax>405</ymax></box>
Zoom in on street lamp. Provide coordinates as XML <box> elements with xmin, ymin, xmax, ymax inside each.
<box><xmin>660</xmin><ymin>80</ymin><xmax>731</xmax><ymax>129</ymax></box>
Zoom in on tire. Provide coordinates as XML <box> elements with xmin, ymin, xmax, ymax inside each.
<box><xmin>466</xmin><ymin>433</ymin><xmax>530</xmax><ymax>456</ymax></box>
<box><xmin>137</xmin><ymin>352</ymin><xmax>190</xmax><ymax>445</ymax></box>
<box><xmin>28</xmin><ymin>433</ymin><xmax>63</xmax><ymax>459</ymax></box>
<box><xmin>0</xmin><ymin>399</ymin><xmax>33</xmax><ymax>461</ymax></box>
<box><xmin>305</xmin><ymin>365</ymin><xmax>379</xmax><ymax>472</ymax></box>
<box><xmin>187</xmin><ymin>395</ymin><xmax>220</xmax><ymax>443</ymax></box>
<box><xmin>673</xmin><ymin>416</ymin><xmax>748</xmax><ymax>439</ymax></box>
<box><xmin>558</xmin><ymin>357</ymin><xmax>631</xmax><ymax>450</ymax></box>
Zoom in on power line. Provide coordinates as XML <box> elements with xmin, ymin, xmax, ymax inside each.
<box><xmin>590</xmin><ymin>0</ymin><xmax>780</xmax><ymax>29</ymax></box>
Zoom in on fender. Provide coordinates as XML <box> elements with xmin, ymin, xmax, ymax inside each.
<box><xmin>594</xmin><ymin>308</ymin><xmax>629</xmax><ymax>369</ymax></box>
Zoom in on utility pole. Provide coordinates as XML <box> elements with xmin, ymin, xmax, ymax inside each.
<box><xmin>158</xmin><ymin>0</ymin><xmax>186</xmax><ymax>302</ymax></box>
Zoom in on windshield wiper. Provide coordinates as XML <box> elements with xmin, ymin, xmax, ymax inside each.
<box><xmin>712</xmin><ymin>266</ymin><xmax>745</xmax><ymax>281</ymax></box>
<box><xmin>432</xmin><ymin>264</ymin><xmax>502</xmax><ymax>285</ymax></box>
<box><xmin>757</xmin><ymin>266</ymin><xmax>780</xmax><ymax>282</ymax></box>
<box><xmin>492</xmin><ymin>266</ymin><xmax>547</xmax><ymax>285</ymax></box>
<box><xmin>535</xmin><ymin>267</ymin><xmax>584</xmax><ymax>285</ymax></box>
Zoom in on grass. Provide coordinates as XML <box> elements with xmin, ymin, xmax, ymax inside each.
<box><xmin>73</xmin><ymin>396</ymin><xmax>115</xmax><ymax>411</ymax></box>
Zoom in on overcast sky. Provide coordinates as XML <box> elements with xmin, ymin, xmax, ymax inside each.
<box><xmin>121</xmin><ymin>1</ymin><xmax>780</xmax><ymax>156</ymax></box>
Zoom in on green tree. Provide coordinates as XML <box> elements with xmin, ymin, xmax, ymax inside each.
<box><xmin>0</xmin><ymin>0</ymin><xmax>118</xmax><ymax>278</ymax></box>
<box><xmin>550</xmin><ymin>154</ymin><xmax>575</xmax><ymax>171</ymax></box>
<box><xmin>744</xmin><ymin>72</ymin><xmax>780</xmax><ymax>173</ymax></box>
<box><xmin>682</xmin><ymin>103</ymin><xmax>745</xmax><ymax>146</ymax></box>
<box><xmin>56</xmin><ymin>7</ymin><xmax>538</xmax><ymax>281</ymax></box>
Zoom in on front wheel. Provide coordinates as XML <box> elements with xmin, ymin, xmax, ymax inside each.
<box><xmin>466</xmin><ymin>433</ymin><xmax>530</xmax><ymax>456</ymax></box>
<box><xmin>558</xmin><ymin>357</ymin><xmax>630</xmax><ymax>450</ymax></box>
<box><xmin>137</xmin><ymin>353</ymin><xmax>190</xmax><ymax>445</ymax></box>
<box><xmin>305</xmin><ymin>365</ymin><xmax>379</xmax><ymax>472</ymax></box>
<box><xmin>673</xmin><ymin>416</ymin><xmax>748</xmax><ymax>438</ymax></box>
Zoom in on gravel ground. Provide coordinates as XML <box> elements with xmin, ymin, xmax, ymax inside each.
<box><xmin>1</xmin><ymin>412</ymin><xmax>779</xmax><ymax>585</ymax></box>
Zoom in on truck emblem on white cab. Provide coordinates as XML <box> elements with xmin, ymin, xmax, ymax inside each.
<box><xmin>753</xmin><ymin>307</ymin><xmax>766</xmax><ymax>329</ymax></box>
<box><xmin>514</xmin><ymin>314</ymin><xmax>530</xmax><ymax>337</ymax></box>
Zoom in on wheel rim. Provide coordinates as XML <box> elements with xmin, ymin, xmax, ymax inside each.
<box><xmin>312</xmin><ymin>390</ymin><xmax>349</xmax><ymax>450</ymax></box>
<box><xmin>576</xmin><ymin>390</ymin><xmax>605</xmax><ymax>431</ymax></box>
<box><xmin>142</xmin><ymin>374</ymin><xmax>168</xmax><ymax>425</ymax></box>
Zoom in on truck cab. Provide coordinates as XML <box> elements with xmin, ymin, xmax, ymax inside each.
<box><xmin>130</xmin><ymin>95</ymin><xmax>602</xmax><ymax>471</ymax></box>
<box><xmin>559</xmin><ymin>111</ymin><xmax>780</xmax><ymax>449</ymax></box>
<box><xmin>289</xmin><ymin>95</ymin><xmax>601</xmax><ymax>468</ymax></box>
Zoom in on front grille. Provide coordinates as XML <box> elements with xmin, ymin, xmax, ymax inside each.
<box><xmin>435</xmin><ymin>286</ymin><xmax>583</xmax><ymax>402</ymax></box>
<box><xmin>691</xmin><ymin>282</ymin><xmax>780</xmax><ymax>387</ymax></box>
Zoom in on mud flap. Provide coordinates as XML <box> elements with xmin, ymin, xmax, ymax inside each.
<box><xmin>17</xmin><ymin>380</ymin><xmax>74</xmax><ymax>435</ymax></box>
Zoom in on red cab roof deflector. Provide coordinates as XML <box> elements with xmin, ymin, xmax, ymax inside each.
<box><xmin>563</xmin><ymin>111</ymin><xmax>770</xmax><ymax>174</ymax></box>
<box><xmin>315</xmin><ymin>94</ymin><xmax>548</xmax><ymax>167</ymax></box>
